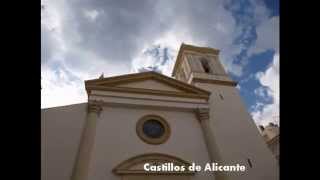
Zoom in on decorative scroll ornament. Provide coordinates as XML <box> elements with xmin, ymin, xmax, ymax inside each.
<box><xmin>88</xmin><ymin>100</ymin><xmax>103</xmax><ymax>114</ymax></box>
<box><xmin>196</xmin><ymin>108</ymin><xmax>210</xmax><ymax>122</ymax></box>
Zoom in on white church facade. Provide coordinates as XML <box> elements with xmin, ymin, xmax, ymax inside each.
<box><xmin>41</xmin><ymin>44</ymin><xmax>279</xmax><ymax>180</ymax></box>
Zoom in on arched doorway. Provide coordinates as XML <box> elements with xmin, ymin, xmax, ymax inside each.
<box><xmin>113</xmin><ymin>153</ymin><xmax>195</xmax><ymax>180</ymax></box>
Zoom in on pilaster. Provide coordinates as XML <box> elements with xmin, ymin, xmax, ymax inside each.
<box><xmin>71</xmin><ymin>100</ymin><xmax>103</xmax><ymax>180</ymax></box>
<box><xmin>196</xmin><ymin>108</ymin><xmax>229</xmax><ymax>180</ymax></box>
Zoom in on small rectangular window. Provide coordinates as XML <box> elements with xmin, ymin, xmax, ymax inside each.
<box><xmin>200</xmin><ymin>58</ymin><xmax>211</xmax><ymax>73</ymax></box>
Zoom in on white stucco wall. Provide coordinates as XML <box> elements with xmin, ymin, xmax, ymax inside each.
<box><xmin>87</xmin><ymin>106</ymin><xmax>214</xmax><ymax>180</ymax></box>
<box><xmin>41</xmin><ymin>103</ymin><xmax>88</xmax><ymax>180</ymax></box>
<box><xmin>41</xmin><ymin>77</ymin><xmax>279</xmax><ymax>180</ymax></box>
<box><xmin>194</xmin><ymin>82</ymin><xmax>279</xmax><ymax>180</ymax></box>
<box><xmin>41</xmin><ymin>103</ymin><xmax>215</xmax><ymax>180</ymax></box>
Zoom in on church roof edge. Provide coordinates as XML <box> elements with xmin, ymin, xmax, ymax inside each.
<box><xmin>85</xmin><ymin>71</ymin><xmax>211</xmax><ymax>98</ymax></box>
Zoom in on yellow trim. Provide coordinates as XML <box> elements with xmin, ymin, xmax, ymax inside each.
<box><xmin>136</xmin><ymin>115</ymin><xmax>171</xmax><ymax>145</ymax></box>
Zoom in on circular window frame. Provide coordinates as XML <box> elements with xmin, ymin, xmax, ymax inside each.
<box><xmin>136</xmin><ymin>115</ymin><xmax>171</xmax><ymax>145</ymax></box>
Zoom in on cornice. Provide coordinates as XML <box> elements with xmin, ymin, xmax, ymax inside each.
<box><xmin>192</xmin><ymin>78</ymin><xmax>238</xmax><ymax>87</ymax></box>
<box><xmin>86</xmin><ymin>85</ymin><xmax>210</xmax><ymax>100</ymax></box>
<box><xmin>85</xmin><ymin>71</ymin><xmax>210</xmax><ymax>96</ymax></box>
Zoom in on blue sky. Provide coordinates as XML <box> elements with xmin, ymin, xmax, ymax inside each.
<box><xmin>229</xmin><ymin>0</ymin><xmax>279</xmax><ymax>125</ymax></box>
<box><xmin>41</xmin><ymin>0</ymin><xmax>279</xmax><ymax>126</ymax></box>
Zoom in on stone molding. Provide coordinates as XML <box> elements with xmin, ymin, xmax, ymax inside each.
<box><xmin>195</xmin><ymin>108</ymin><xmax>210</xmax><ymax>122</ymax></box>
<box><xmin>88</xmin><ymin>100</ymin><xmax>103</xmax><ymax>114</ymax></box>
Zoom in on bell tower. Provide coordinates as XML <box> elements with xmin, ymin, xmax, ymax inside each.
<box><xmin>172</xmin><ymin>43</ymin><xmax>236</xmax><ymax>86</ymax></box>
<box><xmin>172</xmin><ymin>44</ymin><xmax>279</xmax><ymax>180</ymax></box>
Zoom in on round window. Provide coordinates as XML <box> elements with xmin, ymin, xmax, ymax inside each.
<box><xmin>142</xmin><ymin>119</ymin><xmax>165</xmax><ymax>138</ymax></box>
<box><xmin>136</xmin><ymin>115</ymin><xmax>170</xmax><ymax>145</ymax></box>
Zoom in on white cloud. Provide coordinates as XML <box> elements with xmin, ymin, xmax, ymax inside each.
<box><xmin>249</xmin><ymin>16</ymin><xmax>279</xmax><ymax>55</ymax></box>
<box><xmin>41</xmin><ymin>0</ymin><xmax>275</xmax><ymax>108</ymax></box>
<box><xmin>83</xmin><ymin>9</ymin><xmax>100</xmax><ymax>21</ymax></box>
<box><xmin>246</xmin><ymin>2</ymin><xmax>279</xmax><ymax>126</ymax></box>
<box><xmin>254</xmin><ymin>86</ymin><xmax>271</xmax><ymax>101</ymax></box>
<box><xmin>41</xmin><ymin>65</ymin><xmax>87</xmax><ymax>108</ymax></box>
<box><xmin>251</xmin><ymin>53</ymin><xmax>279</xmax><ymax>126</ymax></box>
